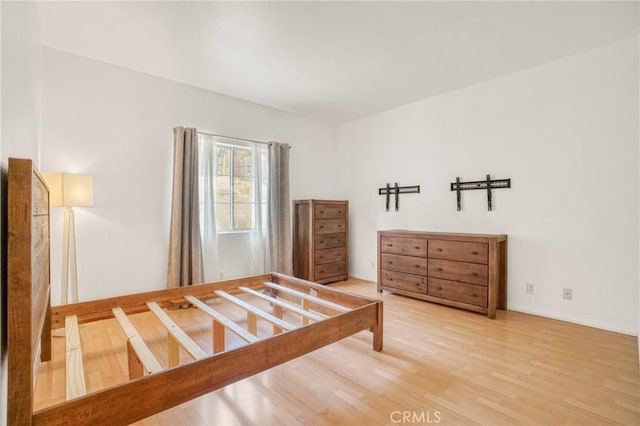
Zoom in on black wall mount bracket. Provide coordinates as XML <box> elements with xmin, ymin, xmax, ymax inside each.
<box><xmin>450</xmin><ymin>175</ymin><xmax>511</xmax><ymax>211</ymax></box>
<box><xmin>378</xmin><ymin>183</ymin><xmax>420</xmax><ymax>211</ymax></box>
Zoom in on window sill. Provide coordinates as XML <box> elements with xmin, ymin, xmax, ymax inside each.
<box><xmin>216</xmin><ymin>230</ymin><xmax>256</xmax><ymax>235</ymax></box>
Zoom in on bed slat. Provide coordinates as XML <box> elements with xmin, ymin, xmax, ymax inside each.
<box><xmin>112</xmin><ymin>307</ymin><xmax>163</xmax><ymax>375</ymax></box>
<box><xmin>185</xmin><ymin>295</ymin><xmax>258</xmax><ymax>343</ymax></box>
<box><xmin>146</xmin><ymin>302</ymin><xmax>208</xmax><ymax>360</ymax></box>
<box><xmin>263</xmin><ymin>282</ymin><xmax>351</xmax><ymax>313</ymax></box>
<box><xmin>238</xmin><ymin>286</ymin><xmax>326</xmax><ymax>322</ymax></box>
<box><xmin>214</xmin><ymin>290</ymin><xmax>297</xmax><ymax>332</ymax></box>
<box><xmin>65</xmin><ymin>315</ymin><xmax>87</xmax><ymax>400</ymax></box>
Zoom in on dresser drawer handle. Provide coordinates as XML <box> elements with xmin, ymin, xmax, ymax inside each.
<box><xmin>435</xmin><ymin>267</ymin><xmax>443</xmax><ymax>272</ymax></box>
<box><xmin>319</xmin><ymin>210</ymin><xmax>324</xmax><ymax>214</ymax></box>
<box><xmin>471</xmin><ymin>293</ymin><xmax>478</xmax><ymax>297</ymax></box>
<box><xmin>388</xmin><ymin>244</ymin><xmax>393</xmax><ymax>247</ymax></box>
<box><xmin>437</xmin><ymin>286</ymin><xmax>443</xmax><ymax>291</ymax></box>
<box><xmin>415</xmin><ymin>246</ymin><xmax>420</xmax><ymax>250</ymax></box>
<box><xmin>470</xmin><ymin>272</ymin><xmax>478</xmax><ymax>276</ymax></box>
<box><xmin>388</xmin><ymin>261</ymin><xmax>393</xmax><ymax>264</ymax></box>
<box><xmin>436</xmin><ymin>248</ymin><xmax>443</xmax><ymax>252</ymax></box>
<box><xmin>472</xmin><ymin>251</ymin><xmax>479</xmax><ymax>255</ymax></box>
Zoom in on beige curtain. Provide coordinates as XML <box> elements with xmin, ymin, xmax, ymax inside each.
<box><xmin>267</xmin><ymin>142</ymin><xmax>292</xmax><ymax>274</ymax></box>
<box><xmin>197</xmin><ymin>133</ymin><xmax>220</xmax><ymax>282</ymax></box>
<box><xmin>167</xmin><ymin>127</ymin><xmax>204</xmax><ymax>288</ymax></box>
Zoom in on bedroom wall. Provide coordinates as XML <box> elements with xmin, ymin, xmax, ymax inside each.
<box><xmin>336</xmin><ymin>37</ymin><xmax>639</xmax><ymax>335</ymax></box>
<box><xmin>0</xmin><ymin>2</ymin><xmax>42</xmax><ymax>423</ymax></box>
<box><xmin>40</xmin><ymin>47</ymin><xmax>337</xmax><ymax>304</ymax></box>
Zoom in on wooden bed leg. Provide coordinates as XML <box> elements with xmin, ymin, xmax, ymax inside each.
<box><xmin>41</xmin><ymin>291</ymin><xmax>52</xmax><ymax>362</ymax></box>
<box><xmin>127</xmin><ymin>340</ymin><xmax>144</xmax><ymax>379</ymax></box>
<box><xmin>212</xmin><ymin>320</ymin><xmax>225</xmax><ymax>353</ymax></box>
<box><xmin>372</xmin><ymin>301</ymin><xmax>383</xmax><ymax>352</ymax></box>
<box><xmin>302</xmin><ymin>299</ymin><xmax>310</xmax><ymax>326</ymax></box>
<box><xmin>272</xmin><ymin>305</ymin><xmax>284</xmax><ymax>334</ymax></box>
<box><xmin>247</xmin><ymin>313</ymin><xmax>257</xmax><ymax>336</ymax></box>
<box><xmin>168</xmin><ymin>334</ymin><xmax>179</xmax><ymax>367</ymax></box>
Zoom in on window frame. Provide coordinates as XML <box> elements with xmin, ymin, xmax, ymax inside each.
<box><xmin>215</xmin><ymin>142</ymin><xmax>256</xmax><ymax>234</ymax></box>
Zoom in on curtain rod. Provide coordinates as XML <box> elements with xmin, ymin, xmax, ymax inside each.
<box><xmin>197</xmin><ymin>131</ymin><xmax>270</xmax><ymax>146</ymax></box>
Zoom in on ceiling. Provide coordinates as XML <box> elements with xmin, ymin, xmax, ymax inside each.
<box><xmin>39</xmin><ymin>1</ymin><xmax>639</xmax><ymax>124</ymax></box>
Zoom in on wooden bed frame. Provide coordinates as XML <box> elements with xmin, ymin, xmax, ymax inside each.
<box><xmin>7</xmin><ymin>158</ymin><xmax>383</xmax><ymax>425</ymax></box>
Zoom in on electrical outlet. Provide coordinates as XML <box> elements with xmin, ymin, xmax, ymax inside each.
<box><xmin>562</xmin><ymin>288</ymin><xmax>573</xmax><ymax>301</ymax></box>
<box><xmin>526</xmin><ymin>283</ymin><xmax>534</xmax><ymax>294</ymax></box>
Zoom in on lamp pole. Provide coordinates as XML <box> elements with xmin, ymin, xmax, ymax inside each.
<box><xmin>62</xmin><ymin>206</ymin><xmax>79</xmax><ymax>304</ymax></box>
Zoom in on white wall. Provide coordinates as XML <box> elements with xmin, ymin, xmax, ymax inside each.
<box><xmin>0</xmin><ymin>2</ymin><xmax>42</xmax><ymax>423</ymax></box>
<box><xmin>337</xmin><ymin>37</ymin><xmax>639</xmax><ymax>335</ymax></box>
<box><xmin>41</xmin><ymin>47</ymin><xmax>337</xmax><ymax>304</ymax></box>
<box><xmin>2</xmin><ymin>4</ymin><xmax>41</xmax><ymax>163</ymax></box>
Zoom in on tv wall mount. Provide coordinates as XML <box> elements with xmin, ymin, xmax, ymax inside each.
<box><xmin>450</xmin><ymin>175</ymin><xmax>511</xmax><ymax>211</ymax></box>
<box><xmin>378</xmin><ymin>183</ymin><xmax>420</xmax><ymax>211</ymax></box>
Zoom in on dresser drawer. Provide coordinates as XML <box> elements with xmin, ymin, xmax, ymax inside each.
<box><xmin>315</xmin><ymin>233</ymin><xmax>346</xmax><ymax>250</ymax></box>
<box><xmin>314</xmin><ymin>204</ymin><xmax>347</xmax><ymax>219</ymax></box>
<box><xmin>428</xmin><ymin>240</ymin><xmax>488</xmax><ymax>264</ymax></box>
<box><xmin>380</xmin><ymin>270</ymin><xmax>427</xmax><ymax>293</ymax></box>
<box><xmin>428</xmin><ymin>277</ymin><xmax>488</xmax><ymax>307</ymax></box>
<box><xmin>380</xmin><ymin>253</ymin><xmax>427</xmax><ymax>275</ymax></box>
<box><xmin>314</xmin><ymin>219</ymin><xmax>346</xmax><ymax>235</ymax></box>
<box><xmin>428</xmin><ymin>259</ymin><xmax>488</xmax><ymax>286</ymax></box>
<box><xmin>314</xmin><ymin>261</ymin><xmax>346</xmax><ymax>281</ymax></box>
<box><xmin>315</xmin><ymin>247</ymin><xmax>346</xmax><ymax>265</ymax></box>
<box><xmin>380</xmin><ymin>236</ymin><xmax>427</xmax><ymax>257</ymax></box>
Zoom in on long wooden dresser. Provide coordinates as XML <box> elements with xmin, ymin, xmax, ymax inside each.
<box><xmin>293</xmin><ymin>200</ymin><xmax>348</xmax><ymax>284</ymax></box>
<box><xmin>378</xmin><ymin>230</ymin><xmax>507</xmax><ymax>318</ymax></box>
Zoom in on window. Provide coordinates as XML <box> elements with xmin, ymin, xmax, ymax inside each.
<box><xmin>215</xmin><ymin>144</ymin><xmax>256</xmax><ymax>232</ymax></box>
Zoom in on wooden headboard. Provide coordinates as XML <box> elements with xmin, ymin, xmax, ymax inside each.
<box><xmin>7</xmin><ymin>158</ymin><xmax>52</xmax><ymax>424</ymax></box>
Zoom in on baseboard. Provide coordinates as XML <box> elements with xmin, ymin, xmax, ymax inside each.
<box><xmin>348</xmin><ymin>274</ymin><xmax>376</xmax><ymax>282</ymax></box>
<box><xmin>508</xmin><ymin>304</ymin><xmax>638</xmax><ymax>336</ymax></box>
<box><xmin>345</xmin><ymin>276</ymin><xmax>638</xmax><ymax>337</ymax></box>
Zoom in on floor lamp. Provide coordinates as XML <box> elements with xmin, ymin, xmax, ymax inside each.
<box><xmin>43</xmin><ymin>172</ymin><xmax>93</xmax><ymax>304</ymax></box>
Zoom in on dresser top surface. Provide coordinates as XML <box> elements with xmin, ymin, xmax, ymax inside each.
<box><xmin>294</xmin><ymin>199</ymin><xmax>348</xmax><ymax>205</ymax></box>
<box><xmin>379</xmin><ymin>229</ymin><xmax>507</xmax><ymax>242</ymax></box>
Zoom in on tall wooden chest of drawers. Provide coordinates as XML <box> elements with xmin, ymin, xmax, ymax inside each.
<box><xmin>293</xmin><ymin>200</ymin><xmax>348</xmax><ymax>284</ymax></box>
<box><xmin>378</xmin><ymin>230</ymin><xmax>507</xmax><ymax>318</ymax></box>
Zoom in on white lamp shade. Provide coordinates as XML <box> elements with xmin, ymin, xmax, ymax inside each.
<box><xmin>43</xmin><ymin>172</ymin><xmax>93</xmax><ymax>207</ymax></box>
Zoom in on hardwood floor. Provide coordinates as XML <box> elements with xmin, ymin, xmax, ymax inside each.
<box><xmin>35</xmin><ymin>279</ymin><xmax>639</xmax><ymax>425</ymax></box>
